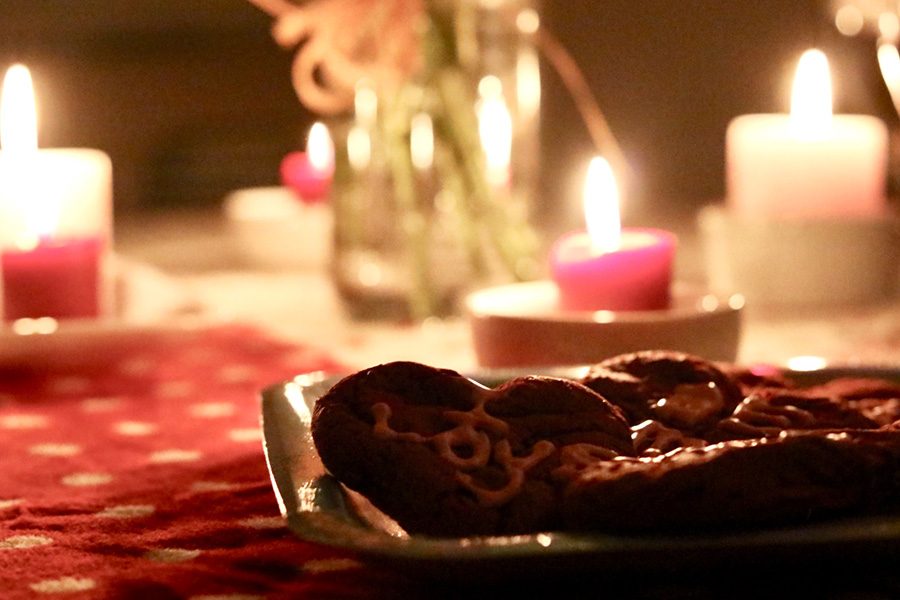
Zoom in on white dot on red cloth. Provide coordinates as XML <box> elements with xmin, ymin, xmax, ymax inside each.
<box><xmin>118</xmin><ymin>357</ymin><xmax>156</xmax><ymax>376</ymax></box>
<box><xmin>96</xmin><ymin>504</ymin><xmax>155</xmax><ymax>519</ymax></box>
<box><xmin>48</xmin><ymin>377</ymin><xmax>92</xmax><ymax>395</ymax></box>
<box><xmin>156</xmin><ymin>380</ymin><xmax>194</xmax><ymax>399</ymax></box>
<box><xmin>150</xmin><ymin>449</ymin><xmax>202</xmax><ymax>464</ymax></box>
<box><xmin>217</xmin><ymin>364</ymin><xmax>256</xmax><ymax>384</ymax></box>
<box><xmin>283</xmin><ymin>348</ymin><xmax>329</xmax><ymax>367</ymax></box>
<box><xmin>1</xmin><ymin>414</ymin><xmax>48</xmax><ymax>429</ymax></box>
<box><xmin>81</xmin><ymin>397</ymin><xmax>123</xmax><ymax>413</ymax></box>
<box><xmin>0</xmin><ymin>499</ymin><xmax>23</xmax><ymax>510</ymax></box>
<box><xmin>30</xmin><ymin>577</ymin><xmax>96</xmax><ymax>593</ymax></box>
<box><xmin>145</xmin><ymin>547</ymin><xmax>201</xmax><ymax>563</ymax></box>
<box><xmin>183</xmin><ymin>348</ymin><xmax>218</xmax><ymax>365</ymax></box>
<box><xmin>0</xmin><ymin>534</ymin><xmax>53</xmax><ymax>549</ymax></box>
<box><xmin>61</xmin><ymin>472</ymin><xmax>113</xmax><ymax>487</ymax></box>
<box><xmin>114</xmin><ymin>421</ymin><xmax>158</xmax><ymax>436</ymax></box>
<box><xmin>301</xmin><ymin>558</ymin><xmax>363</xmax><ymax>574</ymax></box>
<box><xmin>29</xmin><ymin>443</ymin><xmax>81</xmax><ymax>457</ymax></box>
<box><xmin>238</xmin><ymin>516</ymin><xmax>283</xmax><ymax>529</ymax></box>
<box><xmin>228</xmin><ymin>428</ymin><xmax>262</xmax><ymax>443</ymax></box>
<box><xmin>190</xmin><ymin>481</ymin><xmax>239</xmax><ymax>493</ymax></box>
<box><xmin>189</xmin><ymin>402</ymin><xmax>235</xmax><ymax>418</ymax></box>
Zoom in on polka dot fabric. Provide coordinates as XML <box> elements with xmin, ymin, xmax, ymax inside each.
<box><xmin>0</xmin><ymin>325</ymin><xmax>418</xmax><ymax>599</ymax></box>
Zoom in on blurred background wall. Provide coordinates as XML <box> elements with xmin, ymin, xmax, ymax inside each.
<box><xmin>0</xmin><ymin>1</ymin><xmax>893</xmax><ymax>223</ymax></box>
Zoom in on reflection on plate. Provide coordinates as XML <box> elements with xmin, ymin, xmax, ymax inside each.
<box><xmin>260</xmin><ymin>367</ymin><xmax>900</xmax><ymax>580</ymax></box>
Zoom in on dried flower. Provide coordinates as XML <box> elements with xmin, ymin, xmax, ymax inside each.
<box><xmin>247</xmin><ymin>0</ymin><xmax>425</xmax><ymax>114</ymax></box>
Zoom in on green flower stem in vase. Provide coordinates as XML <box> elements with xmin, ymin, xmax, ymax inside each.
<box><xmin>331</xmin><ymin>0</ymin><xmax>541</xmax><ymax>321</ymax></box>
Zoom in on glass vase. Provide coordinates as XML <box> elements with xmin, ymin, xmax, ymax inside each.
<box><xmin>331</xmin><ymin>0</ymin><xmax>542</xmax><ymax>321</ymax></box>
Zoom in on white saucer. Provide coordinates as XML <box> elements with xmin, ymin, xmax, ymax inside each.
<box><xmin>464</xmin><ymin>280</ymin><xmax>744</xmax><ymax>368</ymax></box>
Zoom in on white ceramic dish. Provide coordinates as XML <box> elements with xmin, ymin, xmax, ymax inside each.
<box><xmin>464</xmin><ymin>281</ymin><xmax>744</xmax><ymax>368</ymax></box>
<box><xmin>260</xmin><ymin>366</ymin><xmax>900</xmax><ymax>581</ymax></box>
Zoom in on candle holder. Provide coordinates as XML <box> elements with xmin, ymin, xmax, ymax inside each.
<box><xmin>698</xmin><ymin>204</ymin><xmax>900</xmax><ymax>308</ymax></box>
<box><xmin>464</xmin><ymin>280</ymin><xmax>743</xmax><ymax>368</ymax></box>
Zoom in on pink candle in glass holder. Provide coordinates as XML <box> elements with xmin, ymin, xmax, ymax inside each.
<box><xmin>0</xmin><ymin>64</ymin><xmax>112</xmax><ymax>321</ymax></box>
<box><xmin>550</xmin><ymin>157</ymin><xmax>677</xmax><ymax>312</ymax></box>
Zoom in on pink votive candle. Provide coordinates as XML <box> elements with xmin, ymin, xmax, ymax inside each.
<box><xmin>550</xmin><ymin>228</ymin><xmax>677</xmax><ymax>311</ymax></box>
<box><xmin>2</xmin><ymin>237</ymin><xmax>104</xmax><ymax>320</ymax></box>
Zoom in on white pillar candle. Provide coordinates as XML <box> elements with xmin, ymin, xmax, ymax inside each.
<box><xmin>0</xmin><ymin>64</ymin><xmax>113</xmax><ymax>320</ymax></box>
<box><xmin>726</xmin><ymin>49</ymin><xmax>888</xmax><ymax>219</ymax></box>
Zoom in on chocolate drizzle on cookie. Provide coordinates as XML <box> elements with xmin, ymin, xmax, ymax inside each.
<box><xmin>371</xmin><ymin>395</ymin><xmax>556</xmax><ymax>507</ymax></box>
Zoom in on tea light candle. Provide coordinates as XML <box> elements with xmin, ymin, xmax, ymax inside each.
<box><xmin>280</xmin><ymin>121</ymin><xmax>334</xmax><ymax>203</ymax></box>
<box><xmin>726</xmin><ymin>49</ymin><xmax>888</xmax><ymax>219</ymax></box>
<box><xmin>550</xmin><ymin>157</ymin><xmax>677</xmax><ymax>311</ymax></box>
<box><xmin>0</xmin><ymin>64</ymin><xmax>112</xmax><ymax>321</ymax></box>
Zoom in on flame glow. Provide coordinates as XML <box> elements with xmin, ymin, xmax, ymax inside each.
<box><xmin>789</xmin><ymin>49</ymin><xmax>833</xmax><ymax>139</ymax></box>
<box><xmin>1</xmin><ymin>64</ymin><xmax>38</xmax><ymax>153</ymax></box>
<box><xmin>583</xmin><ymin>157</ymin><xmax>621</xmax><ymax>253</ymax></box>
<box><xmin>0</xmin><ymin>64</ymin><xmax>56</xmax><ymax>242</ymax></box>
<box><xmin>306</xmin><ymin>122</ymin><xmax>334</xmax><ymax>172</ymax></box>
<box><xmin>878</xmin><ymin>42</ymin><xmax>900</xmax><ymax>112</ymax></box>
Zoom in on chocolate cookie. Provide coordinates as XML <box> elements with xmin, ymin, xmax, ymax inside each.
<box><xmin>311</xmin><ymin>356</ymin><xmax>900</xmax><ymax>537</ymax></box>
<box><xmin>311</xmin><ymin>361</ymin><xmax>633</xmax><ymax>537</ymax></box>
<box><xmin>564</xmin><ymin>429</ymin><xmax>900</xmax><ymax>532</ymax></box>
<box><xmin>715</xmin><ymin>387</ymin><xmax>880</xmax><ymax>440</ymax></box>
<box><xmin>805</xmin><ymin>377</ymin><xmax>900</xmax><ymax>427</ymax></box>
<box><xmin>582</xmin><ymin>351</ymin><xmax>744</xmax><ymax>436</ymax></box>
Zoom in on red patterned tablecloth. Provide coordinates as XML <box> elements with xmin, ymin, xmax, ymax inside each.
<box><xmin>0</xmin><ymin>325</ymin><xmax>419</xmax><ymax>599</ymax></box>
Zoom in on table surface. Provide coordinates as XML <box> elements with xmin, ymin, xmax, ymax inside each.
<box><xmin>115</xmin><ymin>205</ymin><xmax>900</xmax><ymax>371</ymax></box>
<box><xmin>0</xmin><ymin>202</ymin><xmax>897</xmax><ymax>599</ymax></box>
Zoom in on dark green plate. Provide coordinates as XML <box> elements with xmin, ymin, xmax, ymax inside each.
<box><xmin>260</xmin><ymin>367</ymin><xmax>900</xmax><ymax>580</ymax></box>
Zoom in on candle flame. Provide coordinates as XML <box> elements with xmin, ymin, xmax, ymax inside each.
<box><xmin>1</xmin><ymin>64</ymin><xmax>57</xmax><ymax>241</ymax></box>
<box><xmin>877</xmin><ymin>42</ymin><xmax>900</xmax><ymax>113</ymax></box>
<box><xmin>789</xmin><ymin>49</ymin><xmax>833</xmax><ymax>139</ymax></box>
<box><xmin>1</xmin><ymin>64</ymin><xmax>38</xmax><ymax>153</ymax></box>
<box><xmin>584</xmin><ymin>156</ymin><xmax>621</xmax><ymax>253</ymax></box>
<box><xmin>306</xmin><ymin>121</ymin><xmax>334</xmax><ymax>172</ymax></box>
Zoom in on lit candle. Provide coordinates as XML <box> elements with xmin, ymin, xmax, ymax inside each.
<box><xmin>726</xmin><ymin>49</ymin><xmax>888</xmax><ymax>219</ymax></box>
<box><xmin>280</xmin><ymin>121</ymin><xmax>335</xmax><ymax>203</ymax></box>
<box><xmin>0</xmin><ymin>64</ymin><xmax>112</xmax><ymax>321</ymax></box>
<box><xmin>550</xmin><ymin>157</ymin><xmax>677</xmax><ymax>311</ymax></box>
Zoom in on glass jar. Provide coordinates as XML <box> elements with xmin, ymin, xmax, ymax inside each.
<box><xmin>331</xmin><ymin>0</ymin><xmax>542</xmax><ymax>321</ymax></box>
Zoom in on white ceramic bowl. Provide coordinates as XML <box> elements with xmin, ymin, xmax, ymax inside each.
<box><xmin>465</xmin><ymin>280</ymin><xmax>743</xmax><ymax>368</ymax></box>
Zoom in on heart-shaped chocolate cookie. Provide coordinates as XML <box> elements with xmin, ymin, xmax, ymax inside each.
<box><xmin>312</xmin><ymin>361</ymin><xmax>633</xmax><ymax>536</ymax></box>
